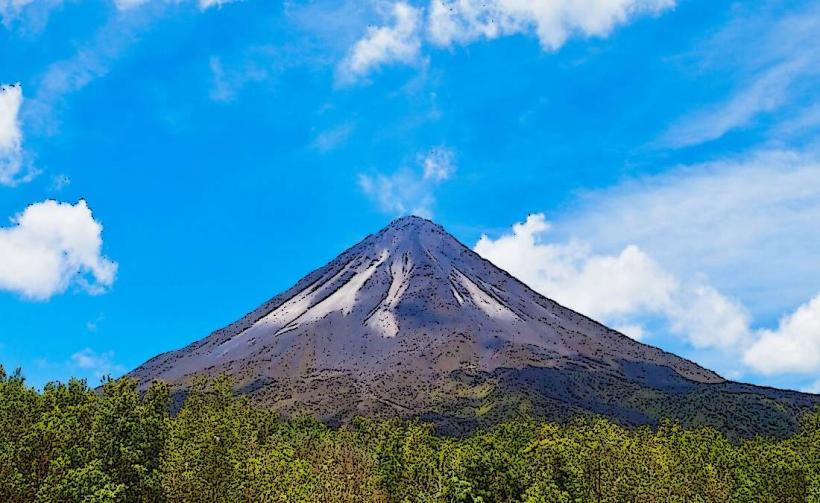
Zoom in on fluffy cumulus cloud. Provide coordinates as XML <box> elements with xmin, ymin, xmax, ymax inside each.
<box><xmin>474</xmin><ymin>215</ymin><xmax>676</xmax><ymax>322</ymax></box>
<box><xmin>744</xmin><ymin>296</ymin><xmax>820</xmax><ymax>376</ymax></box>
<box><xmin>474</xmin><ymin>214</ymin><xmax>749</xmax><ymax>349</ymax></box>
<box><xmin>359</xmin><ymin>146</ymin><xmax>455</xmax><ymax>217</ymax></box>
<box><xmin>0</xmin><ymin>200</ymin><xmax>118</xmax><ymax>300</ymax></box>
<box><xmin>340</xmin><ymin>0</ymin><xmax>675</xmax><ymax>81</ymax></box>
<box><xmin>0</xmin><ymin>83</ymin><xmax>36</xmax><ymax>186</ymax></box>
<box><xmin>337</xmin><ymin>2</ymin><xmax>422</xmax><ymax>83</ymax></box>
<box><xmin>477</xmin><ymin>188</ymin><xmax>820</xmax><ymax>377</ymax></box>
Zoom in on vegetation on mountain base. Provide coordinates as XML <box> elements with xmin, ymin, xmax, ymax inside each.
<box><xmin>2</xmin><ymin>367</ymin><xmax>819</xmax><ymax>502</ymax></box>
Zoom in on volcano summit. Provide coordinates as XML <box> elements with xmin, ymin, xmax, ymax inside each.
<box><xmin>129</xmin><ymin>216</ymin><xmax>817</xmax><ymax>436</ymax></box>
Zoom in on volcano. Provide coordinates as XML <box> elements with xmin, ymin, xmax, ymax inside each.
<box><xmin>129</xmin><ymin>216</ymin><xmax>818</xmax><ymax>436</ymax></box>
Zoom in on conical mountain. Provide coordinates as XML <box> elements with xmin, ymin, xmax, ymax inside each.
<box><xmin>129</xmin><ymin>216</ymin><xmax>818</xmax><ymax>436</ymax></box>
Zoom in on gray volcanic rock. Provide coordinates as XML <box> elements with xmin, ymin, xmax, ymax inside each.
<box><xmin>128</xmin><ymin>216</ymin><xmax>818</xmax><ymax>436</ymax></box>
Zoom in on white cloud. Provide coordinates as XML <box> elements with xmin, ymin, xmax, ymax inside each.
<box><xmin>428</xmin><ymin>0</ymin><xmax>674</xmax><ymax>50</ymax></box>
<box><xmin>0</xmin><ymin>84</ymin><xmax>36</xmax><ymax>186</ymax></box>
<box><xmin>474</xmin><ymin>214</ymin><xmax>748</xmax><ymax>350</ymax></box>
<box><xmin>474</xmin><ymin>215</ymin><xmax>675</xmax><ymax>320</ymax></box>
<box><xmin>197</xmin><ymin>0</ymin><xmax>237</xmax><ymax>8</ymax></box>
<box><xmin>421</xmin><ymin>146</ymin><xmax>455</xmax><ymax>181</ymax></box>
<box><xmin>71</xmin><ymin>348</ymin><xmax>125</xmax><ymax>379</ymax></box>
<box><xmin>338</xmin><ymin>2</ymin><xmax>422</xmax><ymax>83</ymax></box>
<box><xmin>340</xmin><ymin>0</ymin><xmax>674</xmax><ymax>81</ymax></box>
<box><xmin>359</xmin><ymin>146</ymin><xmax>456</xmax><ymax>217</ymax></box>
<box><xmin>665</xmin><ymin>284</ymin><xmax>751</xmax><ymax>350</ymax></box>
<box><xmin>613</xmin><ymin>324</ymin><xmax>645</xmax><ymax>341</ymax></box>
<box><xmin>0</xmin><ymin>200</ymin><xmax>118</xmax><ymax>300</ymax></box>
<box><xmin>744</xmin><ymin>295</ymin><xmax>820</xmax><ymax>376</ymax></box>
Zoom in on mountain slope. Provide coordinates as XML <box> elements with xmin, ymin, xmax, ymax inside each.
<box><xmin>129</xmin><ymin>216</ymin><xmax>818</xmax><ymax>436</ymax></box>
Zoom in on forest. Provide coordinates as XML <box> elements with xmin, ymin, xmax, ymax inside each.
<box><xmin>1</xmin><ymin>366</ymin><xmax>819</xmax><ymax>502</ymax></box>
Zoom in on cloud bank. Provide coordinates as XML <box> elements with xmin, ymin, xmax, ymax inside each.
<box><xmin>475</xmin><ymin>150</ymin><xmax>820</xmax><ymax>380</ymax></box>
<box><xmin>0</xmin><ymin>200</ymin><xmax>118</xmax><ymax>300</ymax></box>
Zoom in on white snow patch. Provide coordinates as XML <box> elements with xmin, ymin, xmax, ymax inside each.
<box><xmin>217</xmin><ymin>259</ymin><xmax>362</xmax><ymax>355</ymax></box>
<box><xmin>453</xmin><ymin>268</ymin><xmax>516</xmax><ymax>320</ymax></box>
<box><xmin>449</xmin><ymin>279</ymin><xmax>465</xmax><ymax>305</ymax></box>
<box><xmin>278</xmin><ymin>250</ymin><xmax>389</xmax><ymax>333</ymax></box>
<box><xmin>366</xmin><ymin>254</ymin><xmax>413</xmax><ymax>337</ymax></box>
<box><xmin>254</xmin><ymin>262</ymin><xmax>356</xmax><ymax>330</ymax></box>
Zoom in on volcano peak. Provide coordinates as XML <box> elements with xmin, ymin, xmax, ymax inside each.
<box><xmin>128</xmin><ymin>217</ymin><xmax>819</xmax><ymax>436</ymax></box>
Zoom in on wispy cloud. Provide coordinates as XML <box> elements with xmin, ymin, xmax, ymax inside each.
<box><xmin>24</xmin><ymin>0</ymin><xmax>242</xmax><ymax>131</ymax></box>
<box><xmin>359</xmin><ymin>146</ymin><xmax>456</xmax><ymax>217</ymax></box>
<box><xmin>660</xmin><ymin>3</ymin><xmax>820</xmax><ymax>148</ymax></box>
<box><xmin>337</xmin><ymin>2</ymin><xmax>423</xmax><ymax>84</ymax></box>
<box><xmin>312</xmin><ymin>122</ymin><xmax>355</xmax><ymax>153</ymax></box>
<box><xmin>0</xmin><ymin>83</ymin><xmax>38</xmax><ymax>186</ymax></box>
<box><xmin>421</xmin><ymin>146</ymin><xmax>455</xmax><ymax>181</ymax></box>
<box><xmin>208</xmin><ymin>53</ymin><xmax>273</xmax><ymax>102</ymax></box>
<box><xmin>114</xmin><ymin>0</ymin><xmax>241</xmax><ymax>11</ymax></box>
<box><xmin>25</xmin><ymin>12</ymin><xmax>150</xmax><ymax>135</ymax></box>
<box><xmin>0</xmin><ymin>0</ymin><xmax>63</xmax><ymax>33</ymax></box>
<box><xmin>70</xmin><ymin>348</ymin><xmax>125</xmax><ymax>380</ymax></box>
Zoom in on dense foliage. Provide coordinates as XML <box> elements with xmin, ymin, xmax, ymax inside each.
<box><xmin>2</xmin><ymin>367</ymin><xmax>819</xmax><ymax>502</ymax></box>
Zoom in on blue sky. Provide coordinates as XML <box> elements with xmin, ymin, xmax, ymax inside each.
<box><xmin>1</xmin><ymin>0</ymin><xmax>819</xmax><ymax>392</ymax></box>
